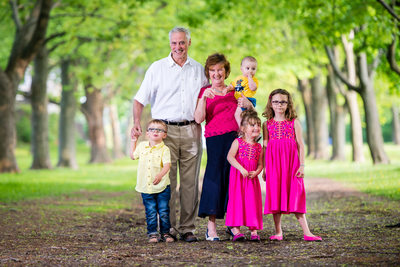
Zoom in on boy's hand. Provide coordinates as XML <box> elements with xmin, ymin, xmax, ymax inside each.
<box><xmin>153</xmin><ymin>175</ymin><xmax>162</xmax><ymax>185</ymax></box>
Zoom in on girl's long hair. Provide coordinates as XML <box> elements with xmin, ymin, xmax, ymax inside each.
<box><xmin>239</xmin><ymin>110</ymin><xmax>261</xmax><ymax>138</ymax></box>
<box><xmin>262</xmin><ymin>88</ymin><xmax>297</xmax><ymax>120</ymax></box>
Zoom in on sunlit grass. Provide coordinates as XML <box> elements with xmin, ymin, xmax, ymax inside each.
<box><xmin>0</xmin><ymin>144</ymin><xmax>137</xmax><ymax>203</ymax></box>
<box><xmin>306</xmin><ymin>144</ymin><xmax>400</xmax><ymax>200</ymax></box>
<box><xmin>1</xmin><ymin>143</ymin><xmax>399</xmax><ymax>206</ymax></box>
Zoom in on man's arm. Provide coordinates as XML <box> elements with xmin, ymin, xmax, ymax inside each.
<box><xmin>131</xmin><ymin>100</ymin><xmax>144</xmax><ymax>138</ymax></box>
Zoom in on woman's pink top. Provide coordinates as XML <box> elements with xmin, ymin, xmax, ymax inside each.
<box><xmin>198</xmin><ymin>85</ymin><xmax>238</xmax><ymax>138</ymax></box>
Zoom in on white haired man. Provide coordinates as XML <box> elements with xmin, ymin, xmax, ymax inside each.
<box><xmin>132</xmin><ymin>27</ymin><xmax>208</xmax><ymax>242</ymax></box>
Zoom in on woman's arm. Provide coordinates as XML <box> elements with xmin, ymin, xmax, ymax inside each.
<box><xmin>227</xmin><ymin>139</ymin><xmax>249</xmax><ymax>177</ymax></box>
<box><xmin>294</xmin><ymin>119</ymin><xmax>305</xmax><ymax>178</ymax></box>
<box><xmin>237</xmin><ymin>93</ymin><xmax>255</xmax><ymax>110</ymax></box>
<box><xmin>194</xmin><ymin>88</ymin><xmax>214</xmax><ymax>124</ymax></box>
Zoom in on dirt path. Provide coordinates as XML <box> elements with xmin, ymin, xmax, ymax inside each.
<box><xmin>0</xmin><ymin>178</ymin><xmax>399</xmax><ymax>266</ymax></box>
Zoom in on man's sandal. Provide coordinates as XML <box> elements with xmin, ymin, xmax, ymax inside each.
<box><xmin>163</xmin><ymin>233</ymin><xmax>174</xmax><ymax>243</ymax></box>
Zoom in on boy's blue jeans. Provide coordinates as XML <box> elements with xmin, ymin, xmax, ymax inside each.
<box><xmin>141</xmin><ymin>185</ymin><xmax>171</xmax><ymax>236</ymax></box>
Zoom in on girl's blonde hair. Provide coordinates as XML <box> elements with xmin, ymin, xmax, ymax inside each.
<box><xmin>262</xmin><ymin>88</ymin><xmax>297</xmax><ymax>120</ymax></box>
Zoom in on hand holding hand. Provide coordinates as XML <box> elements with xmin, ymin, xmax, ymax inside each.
<box><xmin>240</xmin><ymin>168</ymin><xmax>249</xmax><ymax>177</ymax></box>
<box><xmin>131</xmin><ymin>123</ymin><xmax>142</xmax><ymax>139</ymax></box>
<box><xmin>262</xmin><ymin>171</ymin><xmax>266</xmax><ymax>181</ymax></box>
<box><xmin>237</xmin><ymin>93</ymin><xmax>253</xmax><ymax>109</ymax></box>
<box><xmin>248</xmin><ymin>171</ymin><xmax>257</xmax><ymax>178</ymax></box>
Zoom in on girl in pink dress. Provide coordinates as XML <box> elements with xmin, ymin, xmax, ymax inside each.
<box><xmin>226</xmin><ymin>110</ymin><xmax>263</xmax><ymax>242</ymax></box>
<box><xmin>263</xmin><ymin>88</ymin><xmax>322</xmax><ymax>242</ymax></box>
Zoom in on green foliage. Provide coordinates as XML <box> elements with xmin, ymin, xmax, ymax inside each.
<box><xmin>15</xmin><ymin>104</ymin><xmax>32</xmax><ymax>143</ymax></box>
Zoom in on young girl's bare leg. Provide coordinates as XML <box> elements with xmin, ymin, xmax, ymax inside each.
<box><xmin>273</xmin><ymin>213</ymin><xmax>283</xmax><ymax>236</ymax></box>
<box><xmin>231</xmin><ymin>226</ymin><xmax>241</xmax><ymax>235</ymax></box>
<box><xmin>294</xmin><ymin>213</ymin><xmax>314</xmax><ymax>236</ymax></box>
<box><xmin>235</xmin><ymin>107</ymin><xmax>242</xmax><ymax>127</ymax></box>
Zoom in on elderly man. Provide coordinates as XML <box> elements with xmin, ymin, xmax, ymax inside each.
<box><xmin>132</xmin><ymin>27</ymin><xmax>208</xmax><ymax>242</ymax></box>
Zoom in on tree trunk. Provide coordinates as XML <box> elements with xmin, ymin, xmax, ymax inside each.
<box><xmin>30</xmin><ymin>46</ymin><xmax>52</xmax><ymax>169</ymax></box>
<box><xmin>81</xmin><ymin>86</ymin><xmax>111</xmax><ymax>163</ymax></box>
<box><xmin>0</xmin><ymin>0</ymin><xmax>52</xmax><ymax>173</ymax></box>
<box><xmin>358</xmin><ymin>53</ymin><xmax>389</xmax><ymax>164</ymax></box>
<box><xmin>345</xmin><ymin>91</ymin><xmax>365</xmax><ymax>162</ymax></box>
<box><xmin>310</xmin><ymin>74</ymin><xmax>329</xmax><ymax>159</ymax></box>
<box><xmin>341</xmin><ymin>34</ymin><xmax>365</xmax><ymax>162</ymax></box>
<box><xmin>57</xmin><ymin>59</ymin><xmax>78</xmax><ymax>169</ymax></box>
<box><xmin>0</xmin><ymin>71</ymin><xmax>19</xmax><ymax>172</ymax></box>
<box><xmin>326</xmin><ymin>65</ymin><xmax>346</xmax><ymax>161</ymax></box>
<box><xmin>109</xmin><ymin>104</ymin><xmax>124</xmax><ymax>159</ymax></box>
<box><xmin>297</xmin><ymin>78</ymin><xmax>315</xmax><ymax>157</ymax></box>
<box><xmin>392</xmin><ymin>105</ymin><xmax>400</xmax><ymax>145</ymax></box>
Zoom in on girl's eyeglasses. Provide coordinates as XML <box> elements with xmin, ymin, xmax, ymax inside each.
<box><xmin>147</xmin><ymin>128</ymin><xmax>167</xmax><ymax>133</ymax></box>
<box><xmin>271</xmin><ymin>100</ymin><xmax>288</xmax><ymax>105</ymax></box>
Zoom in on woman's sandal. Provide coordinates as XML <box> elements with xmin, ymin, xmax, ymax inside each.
<box><xmin>162</xmin><ymin>233</ymin><xmax>175</xmax><ymax>243</ymax></box>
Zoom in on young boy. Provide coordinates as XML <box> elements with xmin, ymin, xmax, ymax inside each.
<box><xmin>228</xmin><ymin>56</ymin><xmax>259</xmax><ymax>127</ymax></box>
<box><xmin>130</xmin><ymin>119</ymin><xmax>174</xmax><ymax>243</ymax></box>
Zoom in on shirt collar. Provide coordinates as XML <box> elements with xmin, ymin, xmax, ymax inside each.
<box><xmin>144</xmin><ymin>141</ymin><xmax>165</xmax><ymax>149</ymax></box>
<box><xmin>168</xmin><ymin>52</ymin><xmax>192</xmax><ymax>67</ymax></box>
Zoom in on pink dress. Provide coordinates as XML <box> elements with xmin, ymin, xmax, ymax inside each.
<box><xmin>226</xmin><ymin>138</ymin><xmax>263</xmax><ymax>230</ymax></box>
<box><xmin>264</xmin><ymin>119</ymin><xmax>306</xmax><ymax>214</ymax></box>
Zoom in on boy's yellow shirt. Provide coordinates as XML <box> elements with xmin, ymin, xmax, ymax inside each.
<box><xmin>230</xmin><ymin>75</ymin><xmax>259</xmax><ymax>99</ymax></box>
<box><xmin>133</xmin><ymin>141</ymin><xmax>171</xmax><ymax>194</ymax></box>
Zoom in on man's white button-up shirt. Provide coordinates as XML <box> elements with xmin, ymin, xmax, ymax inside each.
<box><xmin>134</xmin><ymin>53</ymin><xmax>208</xmax><ymax>121</ymax></box>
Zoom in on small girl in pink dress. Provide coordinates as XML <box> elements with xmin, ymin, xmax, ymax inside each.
<box><xmin>263</xmin><ymin>88</ymin><xmax>322</xmax><ymax>242</ymax></box>
<box><xmin>226</xmin><ymin>110</ymin><xmax>263</xmax><ymax>242</ymax></box>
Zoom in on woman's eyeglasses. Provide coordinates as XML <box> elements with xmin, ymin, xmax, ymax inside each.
<box><xmin>147</xmin><ymin>128</ymin><xmax>167</xmax><ymax>133</ymax></box>
<box><xmin>271</xmin><ymin>100</ymin><xmax>288</xmax><ymax>105</ymax></box>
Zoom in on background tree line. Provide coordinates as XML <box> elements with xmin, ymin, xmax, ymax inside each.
<box><xmin>0</xmin><ymin>0</ymin><xmax>399</xmax><ymax>173</ymax></box>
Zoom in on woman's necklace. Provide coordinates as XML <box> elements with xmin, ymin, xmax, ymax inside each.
<box><xmin>212</xmin><ymin>86</ymin><xmax>225</xmax><ymax>94</ymax></box>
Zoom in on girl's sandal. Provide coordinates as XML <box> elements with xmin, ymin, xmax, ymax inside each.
<box><xmin>232</xmin><ymin>233</ymin><xmax>246</xmax><ymax>242</ymax></box>
<box><xmin>250</xmin><ymin>234</ymin><xmax>261</xmax><ymax>242</ymax></box>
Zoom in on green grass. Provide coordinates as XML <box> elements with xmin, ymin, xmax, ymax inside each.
<box><xmin>1</xmin><ymin>143</ymin><xmax>399</xmax><ymax>207</ymax></box>
<box><xmin>0</xmin><ymin>144</ymin><xmax>137</xmax><ymax>203</ymax></box>
<box><xmin>306</xmin><ymin>144</ymin><xmax>400</xmax><ymax>200</ymax></box>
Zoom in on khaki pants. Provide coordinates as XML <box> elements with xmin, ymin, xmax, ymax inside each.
<box><xmin>164</xmin><ymin>123</ymin><xmax>202</xmax><ymax>235</ymax></box>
